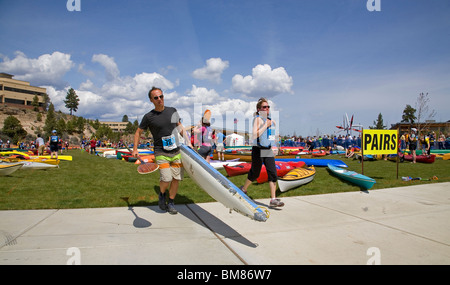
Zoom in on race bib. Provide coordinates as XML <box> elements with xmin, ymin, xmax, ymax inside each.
<box><xmin>268</xmin><ymin>128</ymin><xmax>276</xmax><ymax>142</ymax></box>
<box><xmin>162</xmin><ymin>134</ymin><xmax>177</xmax><ymax>151</ymax></box>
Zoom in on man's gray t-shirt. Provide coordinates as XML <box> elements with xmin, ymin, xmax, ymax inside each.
<box><xmin>139</xmin><ymin>107</ymin><xmax>181</xmax><ymax>157</ymax></box>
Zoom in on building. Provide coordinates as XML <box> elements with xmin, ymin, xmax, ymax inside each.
<box><xmin>390</xmin><ymin>120</ymin><xmax>450</xmax><ymax>135</ymax></box>
<box><xmin>0</xmin><ymin>73</ymin><xmax>47</xmax><ymax>110</ymax></box>
<box><xmin>99</xmin><ymin>121</ymin><xmax>129</xmax><ymax>132</ymax></box>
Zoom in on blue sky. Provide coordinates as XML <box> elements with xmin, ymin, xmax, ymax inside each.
<box><xmin>1</xmin><ymin>0</ymin><xmax>449</xmax><ymax>137</ymax></box>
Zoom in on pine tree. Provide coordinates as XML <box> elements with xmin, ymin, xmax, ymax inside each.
<box><xmin>32</xmin><ymin>95</ymin><xmax>40</xmax><ymax>111</ymax></box>
<box><xmin>370</xmin><ymin>113</ymin><xmax>386</xmax><ymax>129</ymax></box>
<box><xmin>64</xmin><ymin>88</ymin><xmax>80</xmax><ymax>115</ymax></box>
<box><xmin>401</xmin><ymin>104</ymin><xmax>416</xmax><ymax>124</ymax></box>
<box><xmin>44</xmin><ymin>103</ymin><xmax>57</xmax><ymax>137</ymax></box>
<box><xmin>2</xmin><ymin>115</ymin><xmax>27</xmax><ymax>144</ymax></box>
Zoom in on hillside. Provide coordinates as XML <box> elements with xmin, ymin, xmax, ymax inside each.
<box><xmin>0</xmin><ymin>105</ymin><xmax>95</xmax><ymax>144</ymax></box>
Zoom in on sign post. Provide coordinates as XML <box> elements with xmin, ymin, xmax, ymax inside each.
<box><xmin>362</xmin><ymin>129</ymin><xmax>399</xmax><ymax>178</ymax></box>
<box><xmin>396</xmin><ymin>128</ymin><xmax>399</xmax><ymax>179</ymax></box>
<box><xmin>361</xmin><ymin>128</ymin><xmax>364</xmax><ymax>175</ymax></box>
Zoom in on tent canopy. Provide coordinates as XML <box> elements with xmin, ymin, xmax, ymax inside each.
<box><xmin>226</xmin><ymin>133</ymin><xmax>244</xmax><ymax>146</ymax></box>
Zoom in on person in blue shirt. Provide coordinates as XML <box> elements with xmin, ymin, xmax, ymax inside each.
<box><xmin>48</xmin><ymin>130</ymin><xmax>59</xmax><ymax>159</ymax></box>
<box><xmin>240</xmin><ymin>98</ymin><xmax>284</xmax><ymax>208</ymax></box>
<box><xmin>215</xmin><ymin>130</ymin><xmax>226</xmax><ymax>161</ymax></box>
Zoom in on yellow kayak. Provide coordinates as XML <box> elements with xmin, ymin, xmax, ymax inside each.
<box><xmin>28</xmin><ymin>155</ymin><xmax>72</xmax><ymax>161</ymax></box>
<box><xmin>436</xmin><ymin>153</ymin><xmax>450</xmax><ymax>160</ymax></box>
<box><xmin>0</xmin><ymin>150</ymin><xmax>29</xmax><ymax>156</ymax></box>
<box><xmin>0</xmin><ymin>151</ymin><xmax>71</xmax><ymax>161</ymax></box>
<box><xmin>278</xmin><ymin>166</ymin><xmax>316</xmax><ymax>192</ymax></box>
<box><xmin>2</xmin><ymin>157</ymin><xmax>60</xmax><ymax>165</ymax></box>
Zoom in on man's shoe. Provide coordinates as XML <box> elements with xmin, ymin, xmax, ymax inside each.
<box><xmin>167</xmin><ymin>202</ymin><xmax>178</xmax><ymax>215</ymax></box>
<box><xmin>270</xmin><ymin>198</ymin><xmax>284</xmax><ymax>207</ymax></box>
<box><xmin>158</xmin><ymin>192</ymin><xmax>167</xmax><ymax>211</ymax></box>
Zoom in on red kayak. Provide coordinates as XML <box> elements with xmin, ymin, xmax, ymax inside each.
<box><xmin>224</xmin><ymin>161</ymin><xmax>306</xmax><ymax>183</ymax></box>
<box><xmin>312</xmin><ymin>150</ymin><xmax>327</xmax><ymax>157</ymax></box>
<box><xmin>256</xmin><ymin>161</ymin><xmax>294</xmax><ymax>183</ymax></box>
<box><xmin>403</xmin><ymin>154</ymin><xmax>436</xmax><ymax>163</ymax></box>
<box><xmin>224</xmin><ymin>163</ymin><xmax>252</xmax><ymax>177</ymax></box>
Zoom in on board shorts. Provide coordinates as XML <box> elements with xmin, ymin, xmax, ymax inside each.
<box><xmin>155</xmin><ymin>153</ymin><xmax>183</xmax><ymax>182</ymax></box>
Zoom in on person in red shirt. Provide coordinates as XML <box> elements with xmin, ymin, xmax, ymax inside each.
<box><xmin>90</xmin><ymin>137</ymin><xmax>97</xmax><ymax>155</ymax></box>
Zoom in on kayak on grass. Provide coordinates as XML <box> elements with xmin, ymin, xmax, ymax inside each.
<box><xmin>277</xmin><ymin>166</ymin><xmax>316</xmax><ymax>192</ymax></box>
<box><xmin>327</xmin><ymin>164</ymin><xmax>376</xmax><ymax>190</ymax></box>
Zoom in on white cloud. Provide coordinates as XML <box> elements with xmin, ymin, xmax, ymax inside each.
<box><xmin>44</xmin><ymin>85</ymin><xmax>66</xmax><ymax>109</ymax></box>
<box><xmin>98</xmin><ymin>72</ymin><xmax>175</xmax><ymax>101</ymax></box>
<box><xmin>41</xmin><ymin>53</ymin><xmax>177</xmax><ymax>121</ymax></box>
<box><xmin>202</xmin><ymin>98</ymin><xmax>278</xmax><ymax>133</ymax></box>
<box><xmin>92</xmin><ymin>54</ymin><xmax>120</xmax><ymax>81</ymax></box>
<box><xmin>79</xmin><ymin>79</ymin><xmax>95</xmax><ymax>91</ymax></box>
<box><xmin>192</xmin><ymin>57</ymin><xmax>229</xmax><ymax>84</ymax></box>
<box><xmin>0</xmin><ymin>51</ymin><xmax>74</xmax><ymax>87</ymax></box>
<box><xmin>232</xmin><ymin>64</ymin><xmax>293</xmax><ymax>98</ymax></box>
<box><xmin>78</xmin><ymin>63</ymin><xmax>95</xmax><ymax>78</ymax></box>
<box><xmin>76</xmin><ymin>71</ymin><xmax>176</xmax><ymax>120</ymax></box>
<box><xmin>173</xmin><ymin>85</ymin><xmax>222</xmax><ymax>108</ymax></box>
<box><xmin>2</xmin><ymin>52</ymin><xmax>286</xmax><ymax>128</ymax></box>
<box><xmin>159</xmin><ymin>65</ymin><xmax>177</xmax><ymax>75</ymax></box>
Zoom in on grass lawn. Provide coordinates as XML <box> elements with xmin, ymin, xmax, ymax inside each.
<box><xmin>1</xmin><ymin>149</ymin><xmax>449</xmax><ymax>210</ymax></box>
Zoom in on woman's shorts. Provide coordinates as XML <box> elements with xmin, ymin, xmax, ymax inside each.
<box><xmin>155</xmin><ymin>153</ymin><xmax>183</xmax><ymax>182</ymax></box>
<box><xmin>198</xmin><ymin>145</ymin><xmax>213</xmax><ymax>159</ymax></box>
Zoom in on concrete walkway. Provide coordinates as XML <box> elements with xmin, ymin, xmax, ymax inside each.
<box><xmin>1</xmin><ymin>182</ymin><xmax>449</xmax><ymax>265</ymax></box>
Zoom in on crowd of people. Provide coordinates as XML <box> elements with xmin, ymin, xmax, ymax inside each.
<box><xmin>282</xmin><ymin>131</ymin><xmax>449</xmax><ymax>153</ymax></box>
<box><xmin>79</xmin><ymin>138</ymin><xmax>128</xmax><ymax>154</ymax></box>
<box><xmin>283</xmin><ymin>134</ymin><xmax>361</xmax><ymax>151</ymax></box>
<box><xmin>0</xmin><ymin>132</ymin><xmax>69</xmax><ymax>156</ymax></box>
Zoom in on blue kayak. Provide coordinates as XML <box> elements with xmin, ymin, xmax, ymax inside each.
<box><xmin>327</xmin><ymin>164</ymin><xmax>376</xmax><ymax>190</ymax></box>
<box><xmin>275</xmin><ymin>158</ymin><xmax>348</xmax><ymax>168</ymax></box>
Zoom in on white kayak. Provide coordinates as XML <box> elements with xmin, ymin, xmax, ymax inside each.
<box><xmin>0</xmin><ymin>163</ymin><xmax>23</xmax><ymax>176</ymax></box>
<box><xmin>209</xmin><ymin>158</ymin><xmax>242</xmax><ymax>169</ymax></box>
<box><xmin>180</xmin><ymin>144</ymin><xmax>269</xmax><ymax>222</ymax></box>
<box><xmin>1</xmin><ymin>161</ymin><xmax>58</xmax><ymax>170</ymax></box>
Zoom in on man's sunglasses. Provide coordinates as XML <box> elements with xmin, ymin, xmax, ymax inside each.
<box><xmin>153</xmin><ymin>95</ymin><xmax>164</xmax><ymax>100</ymax></box>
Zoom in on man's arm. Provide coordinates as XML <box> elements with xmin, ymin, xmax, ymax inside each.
<box><xmin>132</xmin><ymin>127</ymin><xmax>144</xmax><ymax>157</ymax></box>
